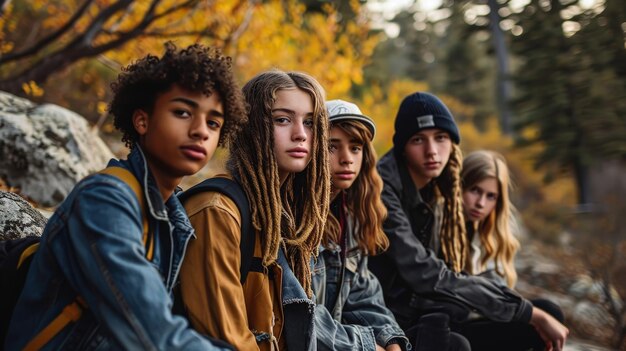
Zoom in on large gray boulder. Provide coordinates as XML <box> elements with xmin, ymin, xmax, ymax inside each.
<box><xmin>0</xmin><ymin>91</ymin><xmax>114</xmax><ymax>207</ymax></box>
<box><xmin>0</xmin><ymin>191</ymin><xmax>47</xmax><ymax>240</ymax></box>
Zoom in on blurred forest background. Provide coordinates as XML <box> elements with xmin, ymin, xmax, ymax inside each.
<box><xmin>0</xmin><ymin>0</ymin><xmax>625</xmax><ymax>348</ymax></box>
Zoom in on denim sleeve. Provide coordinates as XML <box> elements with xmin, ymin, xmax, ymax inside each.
<box><xmin>314</xmin><ymin>302</ymin><xmax>377</xmax><ymax>351</ymax></box>
<box><xmin>51</xmin><ymin>178</ymin><xmax>228</xmax><ymax>350</ymax></box>
<box><xmin>342</xmin><ymin>257</ymin><xmax>410</xmax><ymax>350</ymax></box>
<box><xmin>380</xmin><ymin>178</ymin><xmax>533</xmax><ymax>323</ymax></box>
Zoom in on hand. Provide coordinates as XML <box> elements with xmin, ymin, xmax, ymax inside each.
<box><xmin>376</xmin><ymin>344</ymin><xmax>386</xmax><ymax>351</ymax></box>
<box><xmin>386</xmin><ymin>343</ymin><xmax>402</xmax><ymax>351</ymax></box>
<box><xmin>529</xmin><ymin>306</ymin><xmax>569</xmax><ymax>351</ymax></box>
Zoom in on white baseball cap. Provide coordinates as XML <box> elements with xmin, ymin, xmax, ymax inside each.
<box><xmin>326</xmin><ymin>99</ymin><xmax>376</xmax><ymax>139</ymax></box>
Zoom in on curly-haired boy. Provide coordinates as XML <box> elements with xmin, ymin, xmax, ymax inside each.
<box><xmin>5</xmin><ymin>42</ymin><xmax>246</xmax><ymax>350</ymax></box>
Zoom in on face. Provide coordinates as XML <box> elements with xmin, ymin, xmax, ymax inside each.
<box><xmin>329</xmin><ymin>126</ymin><xmax>363</xmax><ymax>194</ymax></box>
<box><xmin>403</xmin><ymin>128</ymin><xmax>452</xmax><ymax>189</ymax></box>
<box><xmin>135</xmin><ymin>84</ymin><xmax>224</xmax><ymax>180</ymax></box>
<box><xmin>463</xmin><ymin>177</ymin><xmax>499</xmax><ymax>222</ymax></box>
<box><xmin>272</xmin><ymin>88</ymin><xmax>314</xmax><ymax>181</ymax></box>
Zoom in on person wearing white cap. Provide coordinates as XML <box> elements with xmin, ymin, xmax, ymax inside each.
<box><xmin>311</xmin><ymin>100</ymin><xmax>410</xmax><ymax>351</ymax></box>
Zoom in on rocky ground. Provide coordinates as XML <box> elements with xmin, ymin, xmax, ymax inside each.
<box><xmin>516</xmin><ymin>237</ymin><xmax>621</xmax><ymax>351</ymax></box>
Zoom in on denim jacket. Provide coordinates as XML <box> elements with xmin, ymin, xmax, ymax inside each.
<box><xmin>276</xmin><ymin>248</ymin><xmax>317</xmax><ymax>350</ymax></box>
<box><xmin>5</xmin><ymin>146</ymin><xmax>229</xmax><ymax>350</ymax></box>
<box><xmin>312</xmin><ymin>198</ymin><xmax>409</xmax><ymax>351</ymax></box>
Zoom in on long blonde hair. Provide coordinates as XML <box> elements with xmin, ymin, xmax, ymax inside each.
<box><xmin>324</xmin><ymin>120</ymin><xmax>389</xmax><ymax>255</ymax></box>
<box><xmin>431</xmin><ymin>144</ymin><xmax>467</xmax><ymax>272</ymax></box>
<box><xmin>462</xmin><ymin>150</ymin><xmax>520</xmax><ymax>287</ymax></box>
<box><xmin>228</xmin><ymin>70</ymin><xmax>330</xmax><ymax>296</ymax></box>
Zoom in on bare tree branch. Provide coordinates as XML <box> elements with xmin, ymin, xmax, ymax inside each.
<box><xmin>224</xmin><ymin>0</ymin><xmax>257</xmax><ymax>50</ymax></box>
<box><xmin>137</xmin><ymin>30</ymin><xmax>223</xmax><ymax>39</ymax></box>
<box><xmin>152</xmin><ymin>0</ymin><xmax>198</xmax><ymax>21</ymax></box>
<box><xmin>0</xmin><ymin>0</ymin><xmax>213</xmax><ymax>93</ymax></box>
<box><xmin>0</xmin><ymin>0</ymin><xmax>95</xmax><ymax>64</ymax></box>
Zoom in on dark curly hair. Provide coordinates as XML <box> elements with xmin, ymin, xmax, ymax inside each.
<box><xmin>109</xmin><ymin>41</ymin><xmax>247</xmax><ymax>149</ymax></box>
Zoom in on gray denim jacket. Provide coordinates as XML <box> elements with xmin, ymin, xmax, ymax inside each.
<box><xmin>312</xmin><ymin>200</ymin><xmax>409</xmax><ymax>351</ymax></box>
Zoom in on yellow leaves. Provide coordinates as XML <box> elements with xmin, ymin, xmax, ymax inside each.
<box><xmin>0</xmin><ymin>41</ymin><xmax>13</xmax><ymax>53</ymax></box>
<box><xmin>4</xmin><ymin>0</ymin><xmax>379</xmax><ymax>143</ymax></box>
<box><xmin>231</xmin><ymin>0</ymin><xmax>378</xmax><ymax>98</ymax></box>
<box><xmin>0</xmin><ymin>2</ymin><xmax>13</xmax><ymax>44</ymax></box>
<box><xmin>96</xmin><ymin>101</ymin><xmax>108</xmax><ymax>115</ymax></box>
<box><xmin>22</xmin><ymin>81</ymin><xmax>44</xmax><ymax>97</ymax></box>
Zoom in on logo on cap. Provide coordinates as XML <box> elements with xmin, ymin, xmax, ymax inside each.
<box><xmin>417</xmin><ymin>115</ymin><xmax>435</xmax><ymax>128</ymax></box>
<box><xmin>330</xmin><ymin>105</ymin><xmax>350</xmax><ymax>116</ymax></box>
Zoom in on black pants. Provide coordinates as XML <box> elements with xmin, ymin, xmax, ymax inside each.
<box><xmin>452</xmin><ymin>299</ymin><xmax>564</xmax><ymax>351</ymax></box>
<box><xmin>404</xmin><ymin>313</ymin><xmax>471</xmax><ymax>351</ymax></box>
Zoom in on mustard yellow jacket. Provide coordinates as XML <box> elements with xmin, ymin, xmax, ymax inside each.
<box><xmin>179</xmin><ymin>189</ymin><xmax>285</xmax><ymax>351</ymax></box>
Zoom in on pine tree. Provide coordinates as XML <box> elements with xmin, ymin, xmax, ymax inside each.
<box><xmin>512</xmin><ymin>0</ymin><xmax>626</xmax><ymax>204</ymax></box>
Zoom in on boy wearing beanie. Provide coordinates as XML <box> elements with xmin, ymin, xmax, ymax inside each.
<box><xmin>369</xmin><ymin>92</ymin><xmax>568</xmax><ymax>351</ymax></box>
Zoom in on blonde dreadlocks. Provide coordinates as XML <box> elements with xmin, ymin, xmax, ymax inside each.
<box><xmin>432</xmin><ymin>144</ymin><xmax>467</xmax><ymax>272</ymax></box>
<box><xmin>228</xmin><ymin>70</ymin><xmax>330</xmax><ymax>296</ymax></box>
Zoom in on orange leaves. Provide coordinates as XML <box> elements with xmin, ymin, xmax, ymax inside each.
<box><xmin>22</xmin><ymin>81</ymin><xmax>44</xmax><ymax>97</ymax></box>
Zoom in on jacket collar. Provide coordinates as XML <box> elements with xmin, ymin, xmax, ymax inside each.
<box><xmin>276</xmin><ymin>249</ymin><xmax>315</xmax><ymax>306</ymax></box>
<box><xmin>113</xmin><ymin>145</ymin><xmax>169</xmax><ymax>221</ymax></box>
<box><xmin>378</xmin><ymin>150</ymin><xmax>425</xmax><ymax>209</ymax></box>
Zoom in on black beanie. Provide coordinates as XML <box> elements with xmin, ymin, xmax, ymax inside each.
<box><xmin>392</xmin><ymin>92</ymin><xmax>460</xmax><ymax>154</ymax></box>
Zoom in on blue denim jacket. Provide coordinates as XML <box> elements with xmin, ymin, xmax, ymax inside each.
<box><xmin>276</xmin><ymin>248</ymin><xmax>317</xmax><ymax>350</ymax></box>
<box><xmin>312</xmin><ymin>212</ymin><xmax>409</xmax><ymax>351</ymax></box>
<box><xmin>5</xmin><ymin>146</ymin><xmax>229</xmax><ymax>350</ymax></box>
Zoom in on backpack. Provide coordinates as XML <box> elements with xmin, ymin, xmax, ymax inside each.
<box><xmin>177</xmin><ymin>177</ymin><xmax>258</xmax><ymax>284</ymax></box>
<box><xmin>0</xmin><ymin>166</ymin><xmax>151</xmax><ymax>350</ymax></box>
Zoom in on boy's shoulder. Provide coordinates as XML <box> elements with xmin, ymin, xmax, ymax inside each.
<box><xmin>55</xmin><ymin>162</ymin><xmax>144</xmax><ymax>220</ymax></box>
<box><xmin>377</xmin><ymin>151</ymin><xmax>402</xmax><ymax>187</ymax></box>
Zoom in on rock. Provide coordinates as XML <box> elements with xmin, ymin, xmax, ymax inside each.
<box><xmin>569</xmin><ymin>275</ymin><xmax>600</xmax><ymax>300</ymax></box>
<box><xmin>572</xmin><ymin>301</ymin><xmax>615</xmax><ymax>343</ymax></box>
<box><xmin>0</xmin><ymin>191</ymin><xmax>47</xmax><ymax>240</ymax></box>
<box><xmin>0</xmin><ymin>91</ymin><xmax>114</xmax><ymax>207</ymax></box>
<box><xmin>569</xmin><ymin>275</ymin><xmax>624</xmax><ymax>308</ymax></box>
<box><xmin>565</xmin><ymin>338</ymin><xmax>614</xmax><ymax>351</ymax></box>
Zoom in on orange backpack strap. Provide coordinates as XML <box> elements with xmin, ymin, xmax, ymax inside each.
<box><xmin>23</xmin><ymin>167</ymin><xmax>152</xmax><ymax>351</ymax></box>
<box><xmin>23</xmin><ymin>300</ymin><xmax>83</xmax><ymax>351</ymax></box>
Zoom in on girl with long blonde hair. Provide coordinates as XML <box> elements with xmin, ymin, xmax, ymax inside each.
<box><xmin>179</xmin><ymin>70</ymin><xmax>330</xmax><ymax>351</ymax></box>
<box><xmin>461</xmin><ymin>150</ymin><xmax>520</xmax><ymax>288</ymax></box>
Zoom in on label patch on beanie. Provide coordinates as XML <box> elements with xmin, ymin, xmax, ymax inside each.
<box><xmin>416</xmin><ymin>115</ymin><xmax>435</xmax><ymax>128</ymax></box>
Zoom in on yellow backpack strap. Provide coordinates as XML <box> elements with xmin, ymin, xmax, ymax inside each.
<box><xmin>17</xmin><ymin>242</ymin><xmax>40</xmax><ymax>269</ymax></box>
<box><xmin>23</xmin><ymin>168</ymin><xmax>153</xmax><ymax>351</ymax></box>
<box><xmin>99</xmin><ymin>167</ymin><xmax>153</xmax><ymax>261</ymax></box>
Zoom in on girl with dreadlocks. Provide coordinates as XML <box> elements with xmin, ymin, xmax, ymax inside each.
<box><xmin>368</xmin><ymin>92</ymin><xmax>568</xmax><ymax>351</ymax></box>
<box><xmin>455</xmin><ymin>150</ymin><xmax>566</xmax><ymax>350</ymax></box>
<box><xmin>311</xmin><ymin>100</ymin><xmax>409</xmax><ymax>351</ymax></box>
<box><xmin>179</xmin><ymin>70</ymin><xmax>330</xmax><ymax>351</ymax></box>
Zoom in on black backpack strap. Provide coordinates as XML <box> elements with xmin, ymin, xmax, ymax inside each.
<box><xmin>179</xmin><ymin>177</ymin><xmax>256</xmax><ymax>284</ymax></box>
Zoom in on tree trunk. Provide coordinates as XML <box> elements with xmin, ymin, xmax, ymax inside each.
<box><xmin>573</xmin><ymin>158</ymin><xmax>590</xmax><ymax>205</ymax></box>
<box><xmin>488</xmin><ymin>0</ymin><xmax>513</xmax><ymax>135</ymax></box>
